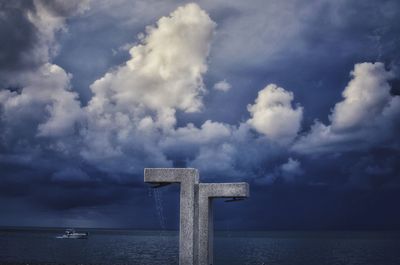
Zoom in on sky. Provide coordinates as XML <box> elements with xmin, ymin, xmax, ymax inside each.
<box><xmin>0</xmin><ymin>0</ymin><xmax>400</xmax><ymax>230</ymax></box>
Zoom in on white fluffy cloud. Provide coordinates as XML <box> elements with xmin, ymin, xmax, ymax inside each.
<box><xmin>0</xmin><ymin>63</ymin><xmax>82</xmax><ymax>142</ymax></box>
<box><xmin>247</xmin><ymin>84</ymin><xmax>303</xmax><ymax>144</ymax></box>
<box><xmin>162</xmin><ymin>120</ymin><xmax>232</xmax><ymax>149</ymax></box>
<box><xmin>293</xmin><ymin>62</ymin><xmax>400</xmax><ymax>154</ymax></box>
<box><xmin>213</xmin><ymin>80</ymin><xmax>231</xmax><ymax>92</ymax></box>
<box><xmin>330</xmin><ymin>62</ymin><xmax>396</xmax><ymax>131</ymax></box>
<box><xmin>88</xmin><ymin>3</ymin><xmax>215</xmax><ymax>116</ymax></box>
<box><xmin>76</xmin><ymin>4</ymin><xmax>218</xmax><ymax>174</ymax></box>
<box><xmin>2</xmin><ymin>3</ymin><xmax>229</xmax><ymax>178</ymax></box>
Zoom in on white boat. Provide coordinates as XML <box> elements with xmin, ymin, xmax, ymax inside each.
<box><xmin>56</xmin><ymin>228</ymin><xmax>89</xmax><ymax>239</ymax></box>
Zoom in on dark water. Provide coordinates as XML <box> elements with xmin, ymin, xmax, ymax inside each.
<box><xmin>1</xmin><ymin>229</ymin><xmax>400</xmax><ymax>265</ymax></box>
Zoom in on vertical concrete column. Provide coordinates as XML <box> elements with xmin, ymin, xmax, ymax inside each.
<box><xmin>144</xmin><ymin>168</ymin><xmax>199</xmax><ymax>265</ymax></box>
<box><xmin>197</xmin><ymin>183</ymin><xmax>249</xmax><ymax>265</ymax></box>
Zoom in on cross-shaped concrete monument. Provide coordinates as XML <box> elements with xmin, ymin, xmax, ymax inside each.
<box><xmin>144</xmin><ymin>168</ymin><xmax>249</xmax><ymax>265</ymax></box>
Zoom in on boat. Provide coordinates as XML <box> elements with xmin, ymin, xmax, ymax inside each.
<box><xmin>56</xmin><ymin>228</ymin><xmax>89</xmax><ymax>239</ymax></box>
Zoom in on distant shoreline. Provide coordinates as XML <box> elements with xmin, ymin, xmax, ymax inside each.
<box><xmin>1</xmin><ymin>228</ymin><xmax>400</xmax><ymax>239</ymax></box>
<box><xmin>1</xmin><ymin>225</ymin><xmax>400</xmax><ymax>232</ymax></box>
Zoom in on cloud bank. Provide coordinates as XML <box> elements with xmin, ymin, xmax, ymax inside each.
<box><xmin>293</xmin><ymin>62</ymin><xmax>400</xmax><ymax>154</ymax></box>
<box><xmin>0</xmin><ymin>3</ymin><xmax>305</xmax><ymax>181</ymax></box>
<box><xmin>1</xmin><ymin>1</ymin><xmax>400</xmax><ymax>226</ymax></box>
<box><xmin>1</xmin><ymin>2</ymin><xmax>399</xmax><ymax>184</ymax></box>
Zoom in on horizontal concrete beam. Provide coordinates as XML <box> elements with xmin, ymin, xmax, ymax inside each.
<box><xmin>198</xmin><ymin>182</ymin><xmax>249</xmax><ymax>198</ymax></box>
<box><xmin>144</xmin><ymin>168</ymin><xmax>199</xmax><ymax>183</ymax></box>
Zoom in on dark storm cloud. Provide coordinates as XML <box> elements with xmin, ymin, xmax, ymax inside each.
<box><xmin>0</xmin><ymin>1</ymin><xmax>39</xmax><ymax>71</ymax></box>
<box><xmin>230</xmin><ymin>186</ymin><xmax>400</xmax><ymax>230</ymax></box>
<box><xmin>347</xmin><ymin>148</ymin><xmax>400</xmax><ymax>189</ymax></box>
<box><xmin>0</xmin><ymin>156</ymin><xmax>145</xmax><ymax>214</ymax></box>
<box><xmin>0</xmin><ymin>0</ymin><xmax>90</xmax><ymax>217</ymax></box>
<box><xmin>0</xmin><ymin>0</ymin><xmax>89</xmax><ymax>84</ymax></box>
<box><xmin>390</xmin><ymin>78</ymin><xmax>400</xmax><ymax>96</ymax></box>
<box><xmin>39</xmin><ymin>0</ymin><xmax>88</xmax><ymax>17</ymax></box>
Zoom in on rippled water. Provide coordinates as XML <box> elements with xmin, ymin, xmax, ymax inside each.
<box><xmin>0</xmin><ymin>229</ymin><xmax>399</xmax><ymax>265</ymax></box>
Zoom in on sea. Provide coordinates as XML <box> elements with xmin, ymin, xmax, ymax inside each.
<box><xmin>0</xmin><ymin>228</ymin><xmax>400</xmax><ymax>265</ymax></box>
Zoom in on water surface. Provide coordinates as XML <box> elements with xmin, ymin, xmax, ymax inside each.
<box><xmin>0</xmin><ymin>229</ymin><xmax>399</xmax><ymax>265</ymax></box>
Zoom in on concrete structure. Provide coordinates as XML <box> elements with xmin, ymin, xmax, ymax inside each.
<box><xmin>144</xmin><ymin>168</ymin><xmax>249</xmax><ymax>265</ymax></box>
<box><xmin>144</xmin><ymin>168</ymin><xmax>199</xmax><ymax>265</ymax></box>
<box><xmin>197</xmin><ymin>183</ymin><xmax>249</xmax><ymax>265</ymax></box>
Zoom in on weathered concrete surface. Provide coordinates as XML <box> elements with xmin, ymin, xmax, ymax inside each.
<box><xmin>144</xmin><ymin>168</ymin><xmax>199</xmax><ymax>265</ymax></box>
<box><xmin>197</xmin><ymin>183</ymin><xmax>249</xmax><ymax>265</ymax></box>
<box><xmin>144</xmin><ymin>169</ymin><xmax>249</xmax><ymax>265</ymax></box>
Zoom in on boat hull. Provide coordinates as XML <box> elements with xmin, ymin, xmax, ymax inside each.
<box><xmin>56</xmin><ymin>231</ymin><xmax>89</xmax><ymax>239</ymax></box>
